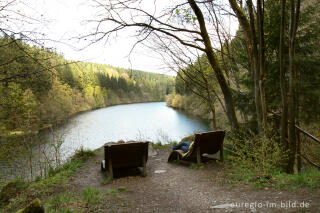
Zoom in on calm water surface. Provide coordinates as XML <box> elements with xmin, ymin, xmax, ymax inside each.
<box><xmin>59</xmin><ymin>102</ymin><xmax>210</xmax><ymax>156</ymax></box>
<box><xmin>1</xmin><ymin>102</ymin><xmax>210</xmax><ymax>181</ymax></box>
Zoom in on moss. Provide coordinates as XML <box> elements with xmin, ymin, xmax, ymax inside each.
<box><xmin>16</xmin><ymin>198</ymin><xmax>44</xmax><ymax>213</ymax></box>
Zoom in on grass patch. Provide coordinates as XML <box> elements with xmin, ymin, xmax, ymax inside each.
<box><xmin>46</xmin><ymin>191</ymin><xmax>75</xmax><ymax>212</ymax></box>
<box><xmin>214</xmin><ymin>166</ymin><xmax>320</xmax><ymax>191</ymax></box>
<box><xmin>44</xmin><ymin>187</ymin><xmax>126</xmax><ymax>212</ymax></box>
<box><xmin>0</xmin><ymin>148</ymin><xmax>96</xmax><ymax>212</ymax></box>
<box><xmin>82</xmin><ymin>187</ymin><xmax>102</xmax><ymax>206</ymax></box>
<box><xmin>272</xmin><ymin>168</ymin><xmax>320</xmax><ymax>190</ymax></box>
<box><xmin>32</xmin><ymin>158</ymin><xmax>83</xmax><ymax>191</ymax></box>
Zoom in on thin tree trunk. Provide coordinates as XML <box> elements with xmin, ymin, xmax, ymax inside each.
<box><xmin>210</xmin><ymin>102</ymin><xmax>217</xmax><ymax>130</ymax></box>
<box><xmin>296</xmin><ymin>114</ymin><xmax>301</xmax><ymax>173</ymax></box>
<box><xmin>296</xmin><ymin>72</ymin><xmax>301</xmax><ymax>173</ymax></box>
<box><xmin>288</xmin><ymin>0</ymin><xmax>301</xmax><ymax>174</ymax></box>
<box><xmin>257</xmin><ymin>0</ymin><xmax>267</xmax><ymax>130</ymax></box>
<box><xmin>279</xmin><ymin>0</ymin><xmax>289</xmax><ymax>160</ymax></box>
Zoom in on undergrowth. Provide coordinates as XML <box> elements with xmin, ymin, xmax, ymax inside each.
<box><xmin>224</xmin><ymin>167</ymin><xmax>320</xmax><ymax>191</ymax></box>
<box><xmin>210</xmin><ymin>129</ymin><xmax>320</xmax><ymax>191</ymax></box>
<box><xmin>0</xmin><ymin>147</ymin><xmax>96</xmax><ymax>212</ymax></box>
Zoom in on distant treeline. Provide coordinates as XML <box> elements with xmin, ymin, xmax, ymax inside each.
<box><xmin>0</xmin><ymin>35</ymin><xmax>175</xmax><ymax>135</ymax></box>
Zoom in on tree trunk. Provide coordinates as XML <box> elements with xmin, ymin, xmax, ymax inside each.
<box><xmin>210</xmin><ymin>101</ymin><xmax>217</xmax><ymax>130</ymax></box>
<box><xmin>279</xmin><ymin>0</ymin><xmax>289</xmax><ymax>159</ymax></box>
<box><xmin>229</xmin><ymin>0</ymin><xmax>262</xmax><ymax>131</ymax></box>
<box><xmin>188</xmin><ymin>0</ymin><xmax>239</xmax><ymax>129</ymax></box>
<box><xmin>257</xmin><ymin>0</ymin><xmax>267</xmax><ymax>130</ymax></box>
<box><xmin>296</xmin><ymin>110</ymin><xmax>301</xmax><ymax>173</ymax></box>
<box><xmin>288</xmin><ymin>0</ymin><xmax>301</xmax><ymax>174</ymax></box>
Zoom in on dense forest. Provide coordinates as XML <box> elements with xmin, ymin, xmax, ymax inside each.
<box><xmin>0</xmin><ymin>36</ymin><xmax>174</xmax><ymax>136</ymax></box>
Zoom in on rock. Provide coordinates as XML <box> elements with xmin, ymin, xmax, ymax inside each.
<box><xmin>16</xmin><ymin>198</ymin><xmax>45</xmax><ymax>213</ymax></box>
<box><xmin>154</xmin><ymin>170</ymin><xmax>166</xmax><ymax>174</ymax></box>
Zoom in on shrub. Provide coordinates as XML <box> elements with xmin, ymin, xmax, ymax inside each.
<box><xmin>171</xmin><ymin>94</ymin><xmax>183</xmax><ymax>108</ymax></box>
<box><xmin>229</xmin><ymin>129</ymin><xmax>287</xmax><ymax>178</ymax></box>
<box><xmin>72</xmin><ymin>146</ymin><xmax>95</xmax><ymax>161</ymax></box>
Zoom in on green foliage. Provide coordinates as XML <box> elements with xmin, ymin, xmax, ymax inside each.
<box><xmin>33</xmin><ymin>160</ymin><xmax>82</xmax><ymax>190</ymax></box>
<box><xmin>224</xmin><ymin>166</ymin><xmax>320</xmax><ymax>191</ymax></box>
<box><xmin>229</xmin><ymin>130</ymin><xmax>286</xmax><ymax>178</ymax></box>
<box><xmin>166</xmin><ymin>92</ymin><xmax>223</xmax><ymax>124</ymax></box>
<box><xmin>32</xmin><ymin>148</ymin><xmax>93</xmax><ymax>191</ymax></box>
<box><xmin>272</xmin><ymin>168</ymin><xmax>320</xmax><ymax>190</ymax></box>
<box><xmin>152</xmin><ymin>141</ymin><xmax>163</xmax><ymax>149</ymax></box>
<box><xmin>46</xmin><ymin>192</ymin><xmax>74</xmax><ymax>212</ymax></box>
<box><xmin>0</xmin><ymin>36</ymin><xmax>175</xmax><ymax>135</ymax></box>
<box><xmin>82</xmin><ymin>187</ymin><xmax>102</xmax><ymax>206</ymax></box>
<box><xmin>71</xmin><ymin>146</ymin><xmax>96</xmax><ymax>161</ymax></box>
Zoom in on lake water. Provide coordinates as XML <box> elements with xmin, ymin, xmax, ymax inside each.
<box><xmin>58</xmin><ymin>102</ymin><xmax>210</xmax><ymax>155</ymax></box>
<box><xmin>0</xmin><ymin>102</ymin><xmax>210</xmax><ymax>181</ymax></box>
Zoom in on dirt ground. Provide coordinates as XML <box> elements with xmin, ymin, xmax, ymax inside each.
<box><xmin>71</xmin><ymin>147</ymin><xmax>320</xmax><ymax>213</ymax></box>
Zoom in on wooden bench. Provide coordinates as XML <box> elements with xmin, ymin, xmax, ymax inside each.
<box><xmin>101</xmin><ymin>142</ymin><xmax>149</xmax><ymax>179</ymax></box>
<box><xmin>168</xmin><ymin>130</ymin><xmax>225</xmax><ymax>164</ymax></box>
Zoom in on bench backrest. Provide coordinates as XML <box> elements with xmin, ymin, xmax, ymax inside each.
<box><xmin>104</xmin><ymin>142</ymin><xmax>149</xmax><ymax>168</ymax></box>
<box><xmin>194</xmin><ymin>130</ymin><xmax>225</xmax><ymax>155</ymax></box>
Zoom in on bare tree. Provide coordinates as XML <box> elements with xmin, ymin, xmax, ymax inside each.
<box><xmin>85</xmin><ymin>0</ymin><xmax>239</xmax><ymax>129</ymax></box>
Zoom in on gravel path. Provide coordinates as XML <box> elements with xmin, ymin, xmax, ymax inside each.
<box><xmin>71</xmin><ymin>147</ymin><xmax>320</xmax><ymax>213</ymax></box>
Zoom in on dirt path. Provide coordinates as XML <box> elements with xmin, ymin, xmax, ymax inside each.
<box><xmin>71</xmin><ymin>147</ymin><xmax>320</xmax><ymax>213</ymax></box>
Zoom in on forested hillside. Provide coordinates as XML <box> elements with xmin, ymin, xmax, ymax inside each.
<box><xmin>0</xmin><ymin>36</ymin><xmax>174</xmax><ymax>135</ymax></box>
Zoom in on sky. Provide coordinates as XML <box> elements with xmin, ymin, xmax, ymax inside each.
<box><xmin>4</xmin><ymin>0</ymin><xmax>238</xmax><ymax>75</ymax></box>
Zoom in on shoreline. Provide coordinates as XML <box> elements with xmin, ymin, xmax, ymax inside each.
<box><xmin>2</xmin><ymin>100</ymin><xmax>166</xmax><ymax>139</ymax></box>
